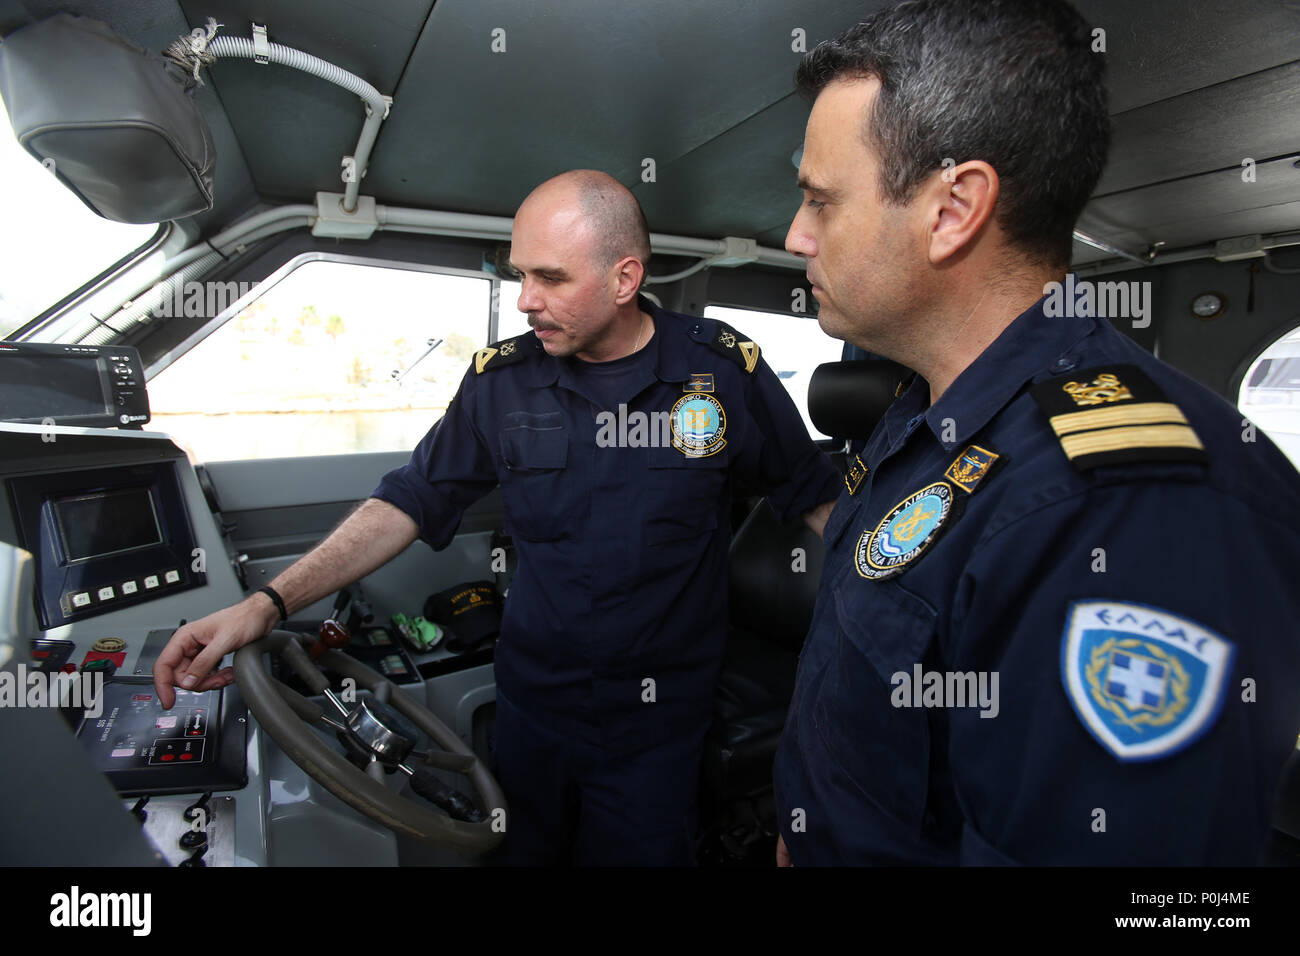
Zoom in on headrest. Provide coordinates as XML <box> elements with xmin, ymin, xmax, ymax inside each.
<box><xmin>808</xmin><ymin>359</ymin><xmax>911</xmax><ymax>441</ymax></box>
<box><xmin>0</xmin><ymin>14</ymin><xmax>214</xmax><ymax>223</ymax></box>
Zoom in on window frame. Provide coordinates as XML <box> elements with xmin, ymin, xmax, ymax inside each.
<box><xmin>144</xmin><ymin>251</ymin><xmax>502</xmax><ymax>380</ymax></box>
<box><xmin>1231</xmin><ymin>316</ymin><xmax>1300</xmax><ymax>405</ymax></box>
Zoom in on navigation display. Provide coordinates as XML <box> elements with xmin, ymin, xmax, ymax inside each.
<box><xmin>0</xmin><ymin>355</ymin><xmax>109</xmax><ymax>420</ymax></box>
<box><xmin>53</xmin><ymin>488</ymin><xmax>162</xmax><ymax>563</ymax></box>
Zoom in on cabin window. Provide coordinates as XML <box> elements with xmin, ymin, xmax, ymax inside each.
<box><xmin>497</xmin><ymin>280</ymin><xmax>529</xmax><ymax>341</ymax></box>
<box><xmin>0</xmin><ymin>97</ymin><xmax>158</xmax><ymax>337</ymax></box>
<box><xmin>1238</xmin><ymin>324</ymin><xmax>1300</xmax><ymax>473</ymax></box>
<box><xmin>497</xmin><ymin>289</ymin><xmax>840</xmax><ymax>440</ymax></box>
<box><xmin>147</xmin><ymin>259</ymin><xmax>491</xmax><ymax>461</ymax></box>
<box><xmin>704</xmin><ymin>305</ymin><xmax>843</xmax><ymax>441</ymax></box>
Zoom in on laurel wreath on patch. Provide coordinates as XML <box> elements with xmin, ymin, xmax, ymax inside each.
<box><xmin>1086</xmin><ymin>637</ymin><xmax>1190</xmax><ymax>730</ymax></box>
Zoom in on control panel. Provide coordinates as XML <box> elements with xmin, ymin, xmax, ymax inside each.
<box><xmin>74</xmin><ymin>675</ymin><xmax>247</xmax><ymax>797</ymax></box>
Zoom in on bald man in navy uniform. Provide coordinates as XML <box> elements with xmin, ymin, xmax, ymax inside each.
<box><xmin>156</xmin><ymin>170</ymin><xmax>840</xmax><ymax>865</ymax></box>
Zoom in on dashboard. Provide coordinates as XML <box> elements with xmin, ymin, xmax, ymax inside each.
<box><xmin>0</xmin><ymin>343</ymin><xmax>501</xmax><ymax>866</ymax></box>
<box><xmin>0</xmin><ymin>417</ymin><xmax>255</xmax><ymax>864</ymax></box>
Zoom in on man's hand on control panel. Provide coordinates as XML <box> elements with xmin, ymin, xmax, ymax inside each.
<box><xmin>153</xmin><ymin>593</ymin><xmax>279</xmax><ymax>710</ymax></box>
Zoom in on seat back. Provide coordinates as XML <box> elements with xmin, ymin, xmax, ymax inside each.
<box><xmin>727</xmin><ymin>502</ymin><xmax>824</xmax><ymax>654</ymax></box>
<box><xmin>808</xmin><ymin>358</ymin><xmax>910</xmax><ymax>443</ymax></box>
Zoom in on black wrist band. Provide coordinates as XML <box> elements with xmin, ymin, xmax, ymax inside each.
<box><xmin>257</xmin><ymin>585</ymin><xmax>288</xmax><ymax>623</ymax></box>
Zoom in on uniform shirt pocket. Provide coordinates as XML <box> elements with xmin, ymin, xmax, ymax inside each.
<box><xmin>499</xmin><ymin>412</ymin><xmax>568</xmax><ymax>471</ymax></box>
<box><xmin>643</xmin><ymin>447</ymin><xmax>728</xmax><ymax>545</ymax></box>
<box><xmin>498</xmin><ymin>412</ymin><xmax>570</xmax><ymax>540</ymax></box>
<box><xmin>812</xmin><ymin>579</ymin><xmax>938</xmax><ymax>832</ymax></box>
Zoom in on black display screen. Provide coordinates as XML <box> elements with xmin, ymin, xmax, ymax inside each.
<box><xmin>0</xmin><ymin>355</ymin><xmax>109</xmax><ymax>421</ymax></box>
<box><xmin>53</xmin><ymin>488</ymin><xmax>162</xmax><ymax>563</ymax></box>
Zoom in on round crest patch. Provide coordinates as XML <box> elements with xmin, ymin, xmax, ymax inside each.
<box><xmin>670</xmin><ymin>393</ymin><xmax>726</xmax><ymax>457</ymax></box>
<box><xmin>855</xmin><ymin>481</ymin><xmax>954</xmax><ymax>579</ymax></box>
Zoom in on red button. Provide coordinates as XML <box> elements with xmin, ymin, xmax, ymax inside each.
<box><xmin>32</xmin><ymin>650</ymin><xmax>48</xmax><ymax>659</ymax></box>
<box><xmin>179</xmin><ymin>753</ymin><xmax>194</xmax><ymax>761</ymax></box>
<box><xmin>132</xmin><ymin>694</ymin><xmax>152</xmax><ymax>702</ymax></box>
<box><xmin>160</xmin><ymin>754</ymin><xmax>175</xmax><ymax>761</ymax></box>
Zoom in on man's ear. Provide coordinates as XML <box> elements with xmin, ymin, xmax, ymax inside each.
<box><xmin>613</xmin><ymin>256</ymin><xmax>646</xmax><ymax>305</ymax></box>
<box><xmin>925</xmin><ymin>160</ymin><xmax>999</xmax><ymax>264</ymax></box>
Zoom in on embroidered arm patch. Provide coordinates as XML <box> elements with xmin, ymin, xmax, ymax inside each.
<box><xmin>1059</xmin><ymin>600</ymin><xmax>1234</xmax><ymax>761</ymax></box>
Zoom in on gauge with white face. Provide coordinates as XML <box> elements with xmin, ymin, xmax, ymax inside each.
<box><xmin>1191</xmin><ymin>292</ymin><xmax>1225</xmax><ymax>319</ymax></box>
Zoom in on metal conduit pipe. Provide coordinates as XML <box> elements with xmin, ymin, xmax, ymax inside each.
<box><xmin>373</xmin><ymin>205</ymin><xmax>803</xmax><ymax>269</ymax></box>
<box><xmin>168</xmin><ymin>205</ymin><xmax>318</xmax><ymax>273</ymax></box>
<box><xmin>73</xmin><ymin>206</ymin><xmax>317</xmax><ymax>344</ymax></box>
<box><xmin>1073</xmin><ymin>231</ymin><xmax>1300</xmax><ymax>278</ymax></box>
<box><xmin>89</xmin><ymin>199</ymin><xmax>1300</xmax><ymax>343</ymax></box>
<box><xmin>206</xmin><ymin>35</ymin><xmax>388</xmax><ymax>213</ymax></box>
<box><xmin>74</xmin><ymin>249</ymin><xmax>227</xmax><ymax>345</ymax></box>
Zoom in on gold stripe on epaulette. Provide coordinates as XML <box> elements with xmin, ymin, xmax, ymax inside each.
<box><xmin>738</xmin><ymin>341</ymin><xmax>760</xmax><ymax>374</ymax></box>
<box><xmin>474</xmin><ymin>346</ymin><xmax>498</xmax><ymax>374</ymax></box>
<box><xmin>1059</xmin><ymin>424</ymin><xmax>1204</xmax><ymax>460</ymax></box>
<box><xmin>1049</xmin><ymin>402</ymin><xmax>1188</xmax><ymax>436</ymax></box>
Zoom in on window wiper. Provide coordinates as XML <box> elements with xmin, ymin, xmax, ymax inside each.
<box><xmin>391</xmin><ymin>336</ymin><xmax>444</xmax><ymax>383</ymax></box>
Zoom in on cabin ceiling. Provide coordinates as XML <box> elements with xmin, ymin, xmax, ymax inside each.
<box><xmin>0</xmin><ymin>0</ymin><xmax>1298</xmax><ymax>267</ymax></box>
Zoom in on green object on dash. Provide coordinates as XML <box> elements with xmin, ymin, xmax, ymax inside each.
<box><xmin>392</xmin><ymin>613</ymin><xmax>444</xmax><ymax>653</ymax></box>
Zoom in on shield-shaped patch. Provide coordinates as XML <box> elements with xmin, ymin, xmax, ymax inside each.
<box><xmin>1060</xmin><ymin>600</ymin><xmax>1235</xmax><ymax>761</ymax></box>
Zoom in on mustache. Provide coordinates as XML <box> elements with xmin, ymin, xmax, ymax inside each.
<box><xmin>528</xmin><ymin>318</ymin><xmax>561</xmax><ymax>332</ymax></box>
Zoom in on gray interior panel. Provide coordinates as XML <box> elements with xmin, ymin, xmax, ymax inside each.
<box><xmin>364</xmin><ymin>0</ymin><xmax>876</xmax><ymax>217</ymax></box>
<box><xmin>204</xmin><ymin>451</ymin><xmax>410</xmax><ymax>512</ymax></box>
<box><xmin>1097</xmin><ymin>61</ymin><xmax>1300</xmax><ymax>197</ymax></box>
<box><xmin>1076</xmin><ymin>0</ymin><xmax>1300</xmax><ymax>114</ymax></box>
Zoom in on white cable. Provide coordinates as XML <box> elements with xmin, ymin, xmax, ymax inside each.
<box><xmin>205</xmin><ymin>36</ymin><xmax>387</xmax><ymax>114</ymax></box>
<box><xmin>645</xmin><ymin>258</ymin><xmax>714</xmax><ymax>285</ymax></box>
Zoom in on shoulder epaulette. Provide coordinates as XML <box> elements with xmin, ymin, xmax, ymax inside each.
<box><xmin>1030</xmin><ymin>363</ymin><xmax>1206</xmax><ymax>471</ymax></box>
<box><xmin>691</xmin><ymin>319</ymin><xmax>761</xmax><ymax>374</ymax></box>
<box><xmin>474</xmin><ymin>333</ymin><xmax>533</xmax><ymax>375</ymax></box>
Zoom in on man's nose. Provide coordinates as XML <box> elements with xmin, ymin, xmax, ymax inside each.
<box><xmin>517</xmin><ymin>278</ymin><xmax>541</xmax><ymax>314</ymax></box>
<box><xmin>785</xmin><ymin>210</ymin><xmax>816</xmax><ymax>259</ymax></box>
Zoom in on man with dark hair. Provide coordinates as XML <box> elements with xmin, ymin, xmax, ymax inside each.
<box><xmin>775</xmin><ymin>0</ymin><xmax>1300</xmax><ymax>865</ymax></box>
<box><xmin>156</xmin><ymin>169</ymin><xmax>840</xmax><ymax>865</ymax></box>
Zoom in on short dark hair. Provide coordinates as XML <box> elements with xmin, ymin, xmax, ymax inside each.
<box><xmin>796</xmin><ymin>0</ymin><xmax>1109</xmax><ymax>268</ymax></box>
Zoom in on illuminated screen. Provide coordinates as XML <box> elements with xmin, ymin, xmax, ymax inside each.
<box><xmin>53</xmin><ymin>488</ymin><xmax>161</xmax><ymax>562</ymax></box>
<box><xmin>0</xmin><ymin>355</ymin><xmax>109</xmax><ymax>421</ymax></box>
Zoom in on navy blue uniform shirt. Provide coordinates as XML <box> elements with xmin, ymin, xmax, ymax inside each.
<box><xmin>373</xmin><ymin>297</ymin><xmax>840</xmax><ymax>754</ymax></box>
<box><xmin>774</xmin><ymin>294</ymin><xmax>1300</xmax><ymax>865</ymax></box>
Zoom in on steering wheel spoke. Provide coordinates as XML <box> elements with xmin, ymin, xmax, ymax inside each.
<box><xmin>408</xmin><ymin>748</ymin><xmax>477</xmax><ymax>774</ymax></box>
<box><xmin>234</xmin><ymin>630</ymin><xmax>505</xmax><ymax>851</ymax></box>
